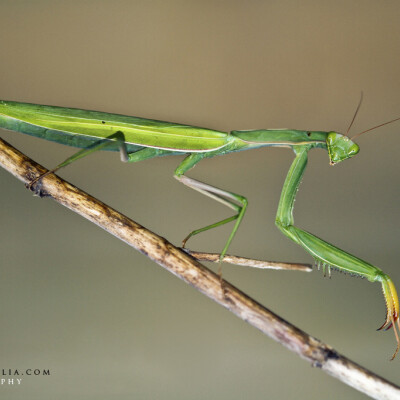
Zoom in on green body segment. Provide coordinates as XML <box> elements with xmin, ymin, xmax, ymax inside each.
<box><xmin>0</xmin><ymin>101</ymin><xmax>338</xmax><ymax>155</ymax></box>
<box><xmin>0</xmin><ymin>100</ymin><xmax>228</xmax><ymax>152</ymax></box>
<box><xmin>0</xmin><ymin>100</ymin><xmax>398</xmax><ymax>357</ymax></box>
<box><xmin>0</xmin><ymin>101</ymin><xmax>340</xmax><ymax>156</ymax></box>
<box><xmin>231</xmin><ymin>129</ymin><xmax>328</xmax><ymax>148</ymax></box>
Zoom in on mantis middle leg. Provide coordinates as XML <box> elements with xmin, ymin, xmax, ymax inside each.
<box><xmin>174</xmin><ymin>153</ymin><xmax>248</xmax><ymax>262</ymax></box>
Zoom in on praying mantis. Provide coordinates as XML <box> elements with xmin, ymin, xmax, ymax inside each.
<box><xmin>0</xmin><ymin>99</ymin><xmax>399</xmax><ymax>358</ymax></box>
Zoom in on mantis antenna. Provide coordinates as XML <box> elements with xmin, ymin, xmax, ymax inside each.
<box><xmin>351</xmin><ymin>115</ymin><xmax>400</xmax><ymax>141</ymax></box>
<box><xmin>346</xmin><ymin>92</ymin><xmax>364</xmax><ymax>136</ymax></box>
<box><xmin>344</xmin><ymin>92</ymin><xmax>400</xmax><ymax>140</ymax></box>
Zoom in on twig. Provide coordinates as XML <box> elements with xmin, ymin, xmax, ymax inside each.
<box><xmin>0</xmin><ymin>137</ymin><xmax>399</xmax><ymax>400</ymax></box>
<box><xmin>184</xmin><ymin>249</ymin><xmax>312</xmax><ymax>271</ymax></box>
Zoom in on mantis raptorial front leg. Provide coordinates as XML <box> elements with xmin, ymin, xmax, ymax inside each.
<box><xmin>275</xmin><ymin>145</ymin><xmax>400</xmax><ymax>359</ymax></box>
<box><xmin>174</xmin><ymin>153</ymin><xmax>248</xmax><ymax>263</ymax></box>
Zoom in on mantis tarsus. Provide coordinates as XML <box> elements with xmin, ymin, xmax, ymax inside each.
<box><xmin>0</xmin><ymin>100</ymin><xmax>399</xmax><ymax>359</ymax></box>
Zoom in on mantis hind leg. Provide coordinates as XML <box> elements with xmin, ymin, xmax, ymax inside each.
<box><xmin>29</xmin><ymin>132</ymin><xmax>172</xmax><ymax>186</ymax></box>
<box><xmin>29</xmin><ymin>131</ymin><xmax>131</xmax><ymax>186</ymax></box>
<box><xmin>175</xmin><ymin>153</ymin><xmax>248</xmax><ymax>262</ymax></box>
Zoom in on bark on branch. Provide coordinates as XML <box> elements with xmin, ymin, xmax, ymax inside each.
<box><xmin>0</xmin><ymin>137</ymin><xmax>399</xmax><ymax>400</ymax></box>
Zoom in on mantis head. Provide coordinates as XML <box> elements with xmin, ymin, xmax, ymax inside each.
<box><xmin>326</xmin><ymin>132</ymin><xmax>359</xmax><ymax>165</ymax></box>
<box><xmin>327</xmin><ymin>92</ymin><xmax>400</xmax><ymax>165</ymax></box>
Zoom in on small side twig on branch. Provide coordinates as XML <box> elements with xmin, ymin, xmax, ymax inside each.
<box><xmin>0</xmin><ymin>137</ymin><xmax>399</xmax><ymax>400</ymax></box>
<box><xmin>184</xmin><ymin>250</ymin><xmax>312</xmax><ymax>271</ymax></box>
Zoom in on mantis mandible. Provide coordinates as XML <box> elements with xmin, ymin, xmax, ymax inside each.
<box><xmin>0</xmin><ymin>100</ymin><xmax>399</xmax><ymax>358</ymax></box>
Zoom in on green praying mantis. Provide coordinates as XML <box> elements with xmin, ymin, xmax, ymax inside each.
<box><xmin>0</xmin><ymin>99</ymin><xmax>399</xmax><ymax>358</ymax></box>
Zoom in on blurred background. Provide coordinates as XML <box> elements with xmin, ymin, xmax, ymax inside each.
<box><xmin>0</xmin><ymin>1</ymin><xmax>399</xmax><ymax>399</ymax></box>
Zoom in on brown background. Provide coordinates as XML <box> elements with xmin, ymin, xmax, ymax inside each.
<box><xmin>0</xmin><ymin>1</ymin><xmax>399</xmax><ymax>399</ymax></box>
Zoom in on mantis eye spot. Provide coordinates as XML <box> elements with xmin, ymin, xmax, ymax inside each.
<box><xmin>349</xmin><ymin>144</ymin><xmax>360</xmax><ymax>156</ymax></box>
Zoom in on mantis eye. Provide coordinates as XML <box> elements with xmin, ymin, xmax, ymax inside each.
<box><xmin>348</xmin><ymin>144</ymin><xmax>360</xmax><ymax>156</ymax></box>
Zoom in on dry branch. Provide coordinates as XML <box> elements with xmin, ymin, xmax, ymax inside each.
<box><xmin>0</xmin><ymin>137</ymin><xmax>399</xmax><ymax>400</ymax></box>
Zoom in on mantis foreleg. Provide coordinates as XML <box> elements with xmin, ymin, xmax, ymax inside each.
<box><xmin>275</xmin><ymin>145</ymin><xmax>400</xmax><ymax>359</ymax></box>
